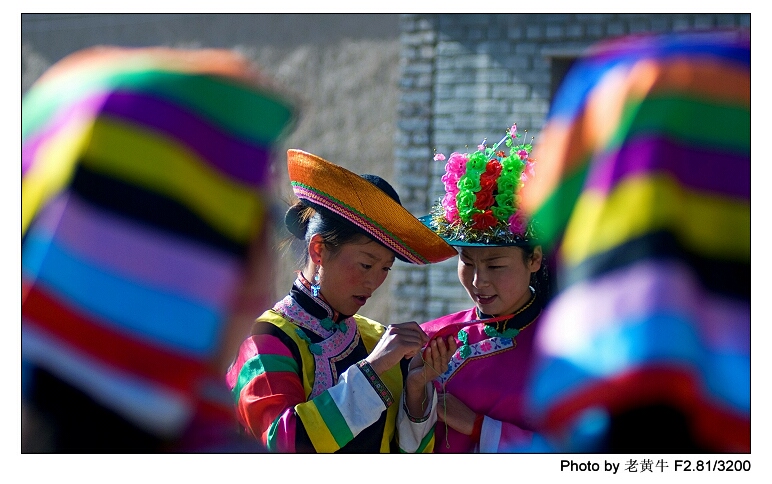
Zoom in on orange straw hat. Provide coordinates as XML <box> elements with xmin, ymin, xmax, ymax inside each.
<box><xmin>287</xmin><ymin>149</ymin><xmax>456</xmax><ymax>264</ymax></box>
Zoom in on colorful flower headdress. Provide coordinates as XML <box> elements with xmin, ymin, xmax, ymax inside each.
<box><xmin>426</xmin><ymin>123</ymin><xmax>537</xmax><ymax>246</ymax></box>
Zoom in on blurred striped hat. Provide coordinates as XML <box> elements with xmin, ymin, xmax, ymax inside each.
<box><xmin>521</xmin><ymin>30</ymin><xmax>750</xmax><ymax>452</ymax></box>
<box><xmin>21</xmin><ymin>46</ymin><xmax>297</xmax><ymax>438</ymax></box>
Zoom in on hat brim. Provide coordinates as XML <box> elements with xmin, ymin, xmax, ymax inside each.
<box><xmin>287</xmin><ymin>150</ymin><xmax>456</xmax><ymax>264</ymax></box>
<box><xmin>419</xmin><ymin>215</ymin><xmax>533</xmax><ymax>248</ymax></box>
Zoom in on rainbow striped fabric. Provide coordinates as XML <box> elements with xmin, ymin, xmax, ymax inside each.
<box><xmin>21</xmin><ymin>47</ymin><xmax>297</xmax><ymax>439</ymax></box>
<box><xmin>521</xmin><ymin>31</ymin><xmax>750</xmax><ymax>452</ymax></box>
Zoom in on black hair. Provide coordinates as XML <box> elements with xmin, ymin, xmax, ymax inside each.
<box><xmin>283</xmin><ymin>200</ymin><xmax>373</xmax><ymax>266</ymax></box>
<box><xmin>520</xmin><ymin>244</ymin><xmax>554</xmax><ymax>310</ymax></box>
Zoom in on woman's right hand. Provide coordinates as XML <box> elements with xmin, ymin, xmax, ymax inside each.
<box><xmin>365</xmin><ymin>321</ymin><xmax>428</xmax><ymax>375</ymax></box>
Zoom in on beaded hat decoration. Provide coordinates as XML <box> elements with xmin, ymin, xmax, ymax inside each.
<box><xmin>421</xmin><ymin>123</ymin><xmax>537</xmax><ymax>247</ymax></box>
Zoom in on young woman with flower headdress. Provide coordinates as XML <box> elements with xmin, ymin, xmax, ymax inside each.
<box><xmin>416</xmin><ymin>124</ymin><xmax>552</xmax><ymax>453</ymax></box>
<box><xmin>226</xmin><ymin>149</ymin><xmax>459</xmax><ymax>453</ymax></box>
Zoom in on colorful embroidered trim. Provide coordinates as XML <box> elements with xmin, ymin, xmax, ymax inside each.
<box><xmin>440</xmin><ymin>335</ymin><xmax>515</xmax><ymax>385</ymax></box>
<box><xmin>402</xmin><ymin>401</ymin><xmax>431</xmax><ymax>423</ymax></box>
<box><xmin>273</xmin><ymin>295</ymin><xmax>359</xmax><ymax>398</ymax></box>
<box><xmin>356</xmin><ymin>360</ymin><xmax>394</xmax><ymax>408</ymax></box>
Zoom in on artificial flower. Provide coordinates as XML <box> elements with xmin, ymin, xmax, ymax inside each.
<box><xmin>472</xmin><ymin>210</ymin><xmax>497</xmax><ymax>230</ymax></box>
<box><xmin>473</xmin><ymin>188</ymin><xmax>495</xmax><ymax>210</ymax></box>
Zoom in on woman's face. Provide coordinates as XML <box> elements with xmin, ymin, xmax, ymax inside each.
<box><xmin>457</xmin><ymin>245</ymin><xmax>542</xmax><ymax>317</ymax></box>
<box><xmin>317</xmin><ymin>237</ymin><xmax>395</xmax><ymax>316</ymax></box>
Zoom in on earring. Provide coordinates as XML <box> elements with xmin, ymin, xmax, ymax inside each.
<box><xmin>311</xmin><ymin>269</ymin><xmax>321</xmax><ymax>297</ymax></box>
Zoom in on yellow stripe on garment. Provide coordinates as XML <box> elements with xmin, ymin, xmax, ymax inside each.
<box><xmin>561</xmin><ymin>173</ymin><xmax>750</xmax><ymax>266</ymax></box>
<box><xmin>294</xmin><ymin>400</ymin><xmax>340</xmax><ymax>453</ymax></box>
<box><xmin>81</xmin><ymin>117</ymin><xmax>263</xmax><ymax>244</ymax></box>
<box><xmin>257</xmin><ymin>310</ymin><xmax>315</xmax><ymax>398</ymax></box>
<box><xmin>355</xmin><ymin>315</ymin><xmax>402</xmax><ymax>452</ymax></box>
<box><xmin>22</xmin><ymin>116</ymin><xmax>94</xmax><ymax>235</ymax></box>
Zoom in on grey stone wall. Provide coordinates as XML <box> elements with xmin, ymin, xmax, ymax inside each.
<box><xmin>22</xmin><ymin>13</ymin><xmax>402</xmax><ymax>326</ymax></box>
<box><xmin>393</xmin><ymin>13</ymin><xmax>751</xmax><ymax>323</ymax></box>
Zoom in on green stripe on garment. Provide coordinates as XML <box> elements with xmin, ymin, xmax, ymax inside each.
<box><xmin>610</xmin><ymin>95</ymin><xmax>750</xmax><ymax>154</ymax></box>
<box><xmin>233</xmin><ymin>354</ymin><xmax>299</xmax><ymax>404</ymax></box>
<box><xmin>313</xmin><ymin>391</ymin><xmax>354</xmax><ymax>448</ymax></box>
<box><xmin>403</xmin><ymin>427</ymin><xmax>435</xmax><ymax>453</ymax></box>
<box><xmin>530</xmin><ymin>160</ymin><xmax>591</xmax><ymax>252</ymax></box>
<box><xmin>23</xmin><ymin>68</ymin><xmax>295</xmax><ymax>145</ymax></box>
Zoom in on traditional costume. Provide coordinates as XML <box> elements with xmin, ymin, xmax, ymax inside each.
<box><xmin>226</xmin><ymin>149</ymin><xmax>456</xmax><ymax>452</ymax></box>
<box><xmin>520</xmin><ymin>30</ymin><xmax>750</xmax><ymax>452</ymax></box>
<box><xmin>419</xmin><ymin>125</ymin><xmax>547</xmax><ymax>452</ymax></box>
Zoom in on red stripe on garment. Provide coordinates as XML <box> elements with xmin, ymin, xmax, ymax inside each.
<box><xmin>542</xmin><ymin>366</ymin><xmax>750</xmax><ymax>452</ymax></box>
<box><xmin>238</xmin><ymin>372</ymin><xmax>306</xmax><ymax>442</ymax></box>
<box><xmin>22</xmin><ymin>281</ymin><xmax>209</xmax><ymax>394</ymax></box>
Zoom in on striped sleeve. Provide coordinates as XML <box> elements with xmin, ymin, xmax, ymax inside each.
<box><xmin>293</xmin><ymin>361</ymin><xmax>392</xmax><ymax>453</ymax></box>
<box><xmin>227</xmin><ymin>331</ymin><xmax>307</xmax><ymax>452</ymax></box>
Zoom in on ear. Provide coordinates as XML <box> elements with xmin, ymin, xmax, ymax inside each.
<box><xmin>308</xmin><ymin>233</ymin><xmax>325</xmax><ymax>265</ymax></box>
<box><xmin>529</xmin><ymin>245</ymin><xmax>543</xmax><ymax>273</ymax></box>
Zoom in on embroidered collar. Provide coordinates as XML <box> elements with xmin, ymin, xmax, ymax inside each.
<box><xmin>475</xmin><ymin>286</ymin><xmax>540</xmax><ymax>339</ymax></box>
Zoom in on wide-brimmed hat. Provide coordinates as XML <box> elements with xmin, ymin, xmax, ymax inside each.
<box><xmin>421</xmin><ymin>123</ymin><xmax>538</xmax><ymax>247</ymax></box>
<box><xmin>287</xmin><ymin>149</ymin><xmax>456</xmax><ymax>264</ymax></box>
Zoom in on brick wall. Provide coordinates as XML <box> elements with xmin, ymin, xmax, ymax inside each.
<box><xmin>393</xmin><ymin>13</ymin><xmax>751</xmax><ymax>323</ymax></box>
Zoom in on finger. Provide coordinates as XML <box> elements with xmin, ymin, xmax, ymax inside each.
<box><xmin>435</xmin><ymin>337</ymin><xmax>448</xmax><ymax>361</ymax></box>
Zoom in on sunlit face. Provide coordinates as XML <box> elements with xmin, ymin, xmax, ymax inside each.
<box><xmin>457</xmin><ymin>245</ymin><xmax>542</xmax><ymax>317</ymax></box>
<box><xmin>317</xmin><ymin>238</ymin><xmax>395</xmax><ymax>316</ymax></box>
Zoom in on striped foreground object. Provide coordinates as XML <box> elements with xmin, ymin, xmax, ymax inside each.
<box><xmin>520</xmin><ymin>31</ymin><xmax>750</xmax><ymax>452</ymax></box>
<box><xmin>21</xmin><ymin>47</ymin><xmax>297</xmax><ymax>446</ymax></box>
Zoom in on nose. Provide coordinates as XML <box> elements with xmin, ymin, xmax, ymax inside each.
<box><xmin>364</xmin><ymin>270</ymin><xmax>385</xmax><ymax>292</ymax></box>
<box><xmin>472</xmin><ymin>268</ymin><xmax>488</xmax><ymax>288</ymax></box>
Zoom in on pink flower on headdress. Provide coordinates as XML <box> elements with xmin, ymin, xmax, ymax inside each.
<box><xmin>434</xmin><ymin>153</ymin><xmax>446</xmax><ymax>162</ymax></box>
<box><xmin>477</xmin><ymin>143</ymin><xmax>486</xmax><ymax>151</ymax></box>
<box><xmin>508</xmin><ymin>212</ymin><xmax>527</xmax><ymax>236</ymax></box>
<box><xmin>510</xmin><ymin>124</ymin><xmax>518</xmax><ymax>138</ymax></box>
<box><xmin>445</xmin><ymin>152</ymin><xmax>468</xmax><ymax>180</ymax></box>
<box><xmin>442</xmin><ymin>192</ymin><xmax>460</xmax><ymax>223</ymax></box>
<box><xmin>445</xmin><ymin>207</ymin><xmax>460</xmax><ymax>224</ymax></box>
<box><xmin>517</xmin><ymin>149</ymin><xmax>529</xmax><ymax>161</ymax></box>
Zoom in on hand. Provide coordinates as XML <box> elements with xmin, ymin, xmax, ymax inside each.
<box><xmin>437</xmin><ymin>392</ymin><xmax>477</xmax><ymax>435</ymax></box>
<box><xmin>406</xmin><ymin>336</ymin><xmax>457</xmax><ymax>386</ymax></box>
<box><xmin>403</xmin><ymin>336</ymin><xmax>457</xmax><ymax>417</ymax></box>
<box><xmin>365</xmin><ymin>321</ymin><xmax>428</xmax><ymax>375</ymax></box>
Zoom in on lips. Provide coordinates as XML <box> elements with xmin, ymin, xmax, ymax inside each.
<box><xmin>475</xmin><ymin>294</ymin><xmax>497</xmax><ymax>305</ymax></box>
<box><xmin>353</xmin><ymin>295</ymin><xmax>370</xmax><ymax>306</ymax></box>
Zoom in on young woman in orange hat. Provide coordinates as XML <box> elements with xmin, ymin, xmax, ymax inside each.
<box><xmin>226</xmin><ymin>149</ymin><xmax>458</xmax><ymax>453</ymax></box>
<box><xmin>417</xmin><ymin>124</ymin><xmax>552</xmax><ymax>452</ymax></box>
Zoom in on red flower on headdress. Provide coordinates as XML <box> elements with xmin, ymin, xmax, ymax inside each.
<box><xmin>471</xmin><ymin>210</ymin><xmax>497</xmax><ymax>230</ymax></box>
<box><xmin>474</xmin><ymin>188</ymin><xmax>495</xmax><ymax>210</ymax></box>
